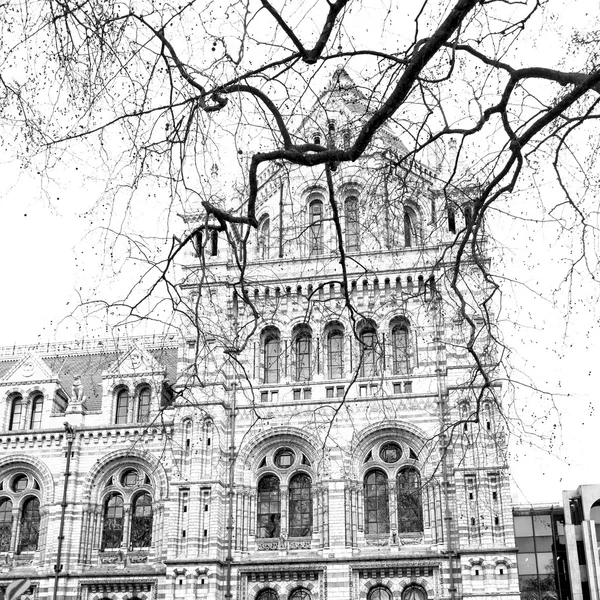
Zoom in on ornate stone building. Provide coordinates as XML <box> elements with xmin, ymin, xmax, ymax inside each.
<box><xmin>0</xmin><ymin>71</ymin><xmax>520</xmax><ymax>599</ymax></box>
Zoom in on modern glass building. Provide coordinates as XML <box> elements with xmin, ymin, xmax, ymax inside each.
<box><xmin>513</xmin><ymin>505</ymin><xmax>572</xmax><ymax>600</ymax></box>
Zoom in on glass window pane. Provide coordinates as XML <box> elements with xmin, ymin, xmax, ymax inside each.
<box><xmin>515</xmin><ymin>536</ymin><xmax>536</xmax><ymax>553</ymax></box>
<box><xmin>517</xmin><ymin>553</ymin><xmax>538</xmax><ymax>575</ymax></box>
<box><xmin>364</xmin><ymin>470</ymin><xmax>389</xmax><ymax>534</ymax></box>
<box><xmin>264</xmin><ymin>338</ymin><xmax>280</xmax><ymax>383</ymax></box>
<box><xmin>115</xmin><ymin>390</ymin><xmax>129</xmax><ymax>424</ymax></box>
<box><xmin>130</xmin><ymin>493</ymin><xmax>153</xmax><ymax>547</ymax></box>
<box><xmin>536</xmin><ymin>552</ymin><xmax>555</xmax><ymax>573</ymax></box>
<box><xmin>102</xmin><ymin>494</ymin><xmax>124</xmax><ymax>549</ymax></box>
<box><xmin>257</xmin><ymin>476</ymin><xmax>280</xmax><ymax>538</ymax></box>
<box><xmin>514</xmin><ymin>516</ymin><xmax>534</xmax><ymax>537</ymax></box>
<box><xmin>9</xmin><ymin>398</ymin><xmax>23</xmax><ymax>431</ymax></box>
<box><xmin>30</xmin><ymin>397</ymin><xmax>43</xmax><ymax>429</ymax></box>
<box><xmin>519</xmin><ymin>575</ymin><xmax>540</xmax><ymax>599</ymax></box>
<box><xmin>327</xmin><ymin>331</ymin><xmax>343</xmax><ymax>379</ymax></box>
<box><xmin>534</xmin><ymin>535</ymin><xmax>553</xmax><ymax>552</ymax></box>
<box><xmin>19</xmin><ymin>497</ymin><xmax>40</xmax><ymax>552</ymax></box>
<box><xmin>533</xmin><ymin>514</ymin><xmax>552</xmax><ymax>536</ymax></box>
<box><xmin>289</xmin><ymin>474</ymin><xmax>312</xmax><ymax>537</ymax></box>
<box><xmin>137</xmin><ymin>388</ymin><xmax>151</xmax><ymax>422</ymax></box>
<box><xmin>0</xmin><ymin>499</ymin><xmax>12</xmax><ymax>552</ymax></box>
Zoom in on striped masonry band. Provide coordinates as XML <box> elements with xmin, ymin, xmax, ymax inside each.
<box><xmin>4</xmin><ymin>579</ymin><xmax>31</xmax><ymax>600</ymax></box>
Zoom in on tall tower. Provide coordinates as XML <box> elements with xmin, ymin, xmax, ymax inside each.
<box><xmin>178</xmin><ymin>69</ymin><xmax>520</xmax><ymax>600</ymax></box>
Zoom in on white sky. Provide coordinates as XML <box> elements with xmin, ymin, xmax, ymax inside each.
<box><xmin>0</xmin><ymin>0</ymin><xmax>599</xmax><ymax>505</ymax></box>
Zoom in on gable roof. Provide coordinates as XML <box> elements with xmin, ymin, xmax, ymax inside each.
<box><xmin>0</xmin><ymin>336</ymin><xmax>179</xmax><ymax>412</ymax></box>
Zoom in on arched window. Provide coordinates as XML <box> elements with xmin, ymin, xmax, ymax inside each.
<box><xmin>404</xmin><ymin>207</ymin><xmax>419</xmax><ymax>248</ymax></box>
<box><xmin>327</xmin><ymin>329</ymin><xmax>344</xmax><ymax>379</ymax></box>
<box><xmin>258</xmin><ymin>216</ymin><xmax>271</xmax><ymax>259</ymax></box>
<box><xmin>18</xmin><ymin>497</ymin><xmax>40</xmax><ymax>552</ymax></box>
<box><xmin>463</xmin><ymin>205</ymin><xmax>473</xmax><ymax>226</ymax></box>
<box><xmin>364</xmin><ymin>470</ymin><xmax>389</xmax><ymax>534</ymax></box>
<box><xmin>294</xmin><ymin>326</ymin><xmax>312</xmax><ymax>382</ymax></box>
<box><xmin>263</xmin><ymin>331</ymin><xmax>281</xmax><ymax>384</ymax></box>
<box><xmin>359</xmin><ymin>325</ymin><xmax>379</xmax><ymax>378</ymax></box>
<box><xmin>290</xmin><ymin>589</ymin><xmax>311</xmax><ymax>600</ymax></box>
<box><xmin>102</xmin><ymin>493</ymin><xmax>124</xmax><ymax>549</ymax></box>
<box><xmin>257</xmin><ymin>590</ymin><xmax>278</xmax><ymax>600</ymax></box>
<box><xmin>392</xmin><ymin>322</ymin><xmax>409</xmax><ymax>375</ymax></box>
<box><xmin>130</xmin><ymin>492</ymin><xmax>153</xmax><ymax>548</ymax></box>
<box><xmin>9</xmin><ymin>396</ymin><xmax>23</xmax><ymax>431</ymax></box>
<box><xmin>257</xmin><ymin>475</ymin><xmax>281</xmax><ymax>538</ymax></box>
<box><xmin>397</xmin><ymin>467</ymin><xmax>423</xmax><ymax>533</ymax></box>
<box><xmin>0</xmin><ymin>499</ymin><xmax>12</xmax><ymax>552</ymax></box>
<box><xmin>115</xmin><ymin>389</ymin><xmax>129</xmax><ymax>425</ymax></box>
<box><xmin>402</xmin><ymin>585</ymin><xmax>427</xmax><ymax>600</ymax></box>
<box><xmin>137</xmin><ymin>387</ymin><xmax>151</xmax><ymax>422</ymax></box>
<box><xmin>29</xmin><ymin>395</ymin><xmax>43</xmax><ymax>429</ymax></box>
<box><xmin>369</xmin><ymin>588</ymin><xmax>392</xmax><ymax>600</ymax></box>
<box><xmin>289</xmin><ymin>474</ymin><xmax>312</xmax><ymax>537</ymax></box>
<box><xmin>308</xmin><ymin>200</ymin><xmax>324</xmax><ymax>256</ymax></box>
<box><xmin>345</xmin><ymin>196</ymin><xmax>360</xmax><ymax>251</ymax></box>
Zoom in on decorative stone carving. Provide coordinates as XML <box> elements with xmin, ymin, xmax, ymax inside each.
<box><xmin>365</xmin><ymin>537</ymin><xmax>389</xmax><ymax>546</ymax></box>
<box><xmin>257</xmin><ymin>541</ymin><xmax>279</xmax><ymax>551</ymax></box>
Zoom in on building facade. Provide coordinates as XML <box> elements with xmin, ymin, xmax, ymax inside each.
<box><xmin>0</xmin><ymin>71</ymin><xmax>520</xmax><ymax>599</ymax></box>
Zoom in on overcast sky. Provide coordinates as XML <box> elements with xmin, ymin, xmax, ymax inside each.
<box><xmin>0</xmin><ymin>0</ymin><xmax>598</xmax><ymax>505</ymax></box>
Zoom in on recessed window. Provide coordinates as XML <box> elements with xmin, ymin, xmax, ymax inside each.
<box><xmin>12</xmin><ymin>475</ymin><xmax>28</xmax><ymax>493</ymax></box>
<box><xmin>379</xmin><ymin>442</ymin><xmax>402</xmax><ymax>463</ymax></box>
<box><xmin>308</xmin><ymin>199</ymin><xmax>324</xmax><ymax>256</ymax></box>
<box><xmin>29</xmin><ymin>395</ymin><xmax>43</xmax><ymax>429</ymax></box>
<box><xmin>274</xmin><ymin>448</ymin><xmax>294</xmax><ymax>469</ymax></box>
<box><xmin>121</xmin><ymin>469</ymin><xmax>138</xmax><ymax>487</ymax></box>
<box><xmin>368</xmin><ymin>586</ymin><xmax>392</xmax><ymax>600</ymax></box>
<box><xmin>9</xmin><ymin>395</ymin><xmax>24</xmax><ymax>431</ymax></box>
<box><xmin>402</xmin><ymin>586</ymin><xmax>427</xmax><ymax>600</ymax></box>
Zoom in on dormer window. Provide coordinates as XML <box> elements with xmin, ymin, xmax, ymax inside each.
<box><xmin>29</xmin><ymin>395</ymin><xmax>43</xmax><ymax>429</ymax></box>
<box><xmin>9</xmin><ymin>395</ymin><xmax>23</xmax><ymax>431</ymax></box>
<box><xmin>115</xmin><ymin>387</ymin><xmax>153</xmax><ymax>425</ymax></box>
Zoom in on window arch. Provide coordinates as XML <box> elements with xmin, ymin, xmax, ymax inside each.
<box><xmin>0</xmin><ymin>499</ymin><xmax>12</xmax><ymax>552</ymax></box>
<box><xmin>402</xmin><ymin>585</ymin><xmax>427</xmax><ymax>600</ymax></box>
<box><xmin>289</xmin><ymin>473</ymin><xmax>312</xmax><ymax>537</ymax></box>
<box><xmin>102</xmin><ymin>493</ymin><xmax>124</xmax><ymax>549</ymax></box>
<box><xmin>358</xmin><ymin>322</ymin><xmax>379</xmax><ymax>378</ymax></box>
<box><xmin>293</xmin><ymin>325</ymin><xmax>312</xmax><ymax>382</ymax></box>
<box><xmin>364</xmin><ymin>470</ymin><xmax>389</xmax><ymax>534</ymax></box>
<box><xmin>397</xmin><ymin>467</ymin><xmax>423</xmax><ymax>533</ymax></box>
<box><xmin>290</xmin><ymin>589</ymin><xmax>311</xmax><ymax>600</ymax></box>
<box><xmin>100</xmin><ymin>466</ymin><xmax>154</xmax><ymax>551</ymax></box>
<box><xmin>369</xmin><ymin>587</ymin><xmax>392</xmax><ymax>600</ymax></box>
<box><xmin>18</xmin><ymin>497</ymin><xmax>40</xmax><ymax>553</ymax></box>
<box><xmin>327</xmin><ymin>327</ymin><xmax>344</xmax><ymax>379</ymax></box>
<box><xmin>404</xmin><ymin>206</ymin><xmax>419</xmax><ymax>248</ymax></box>
<box><xmin>345</xmin><ymin>196</ymin><xmax>360</xmax><ymax>251</ymax></box>
<box><xmin>263</xmin><ymin>329</ymin><xmax>281</xmax><ymax>384</ymax></box>
<box><xmin>29</xmin><ymin>395</ymin><xmax>43</xmax><ymax>429</ymax></box>
<box><xmin>256</xmin><ymin>590</ymin><xmax>278</xmax><ymax>600</ymax></box>
<box><xmin>9</xmin><ymin>395</ymin><xmax>23</xmax><ymax>431</ymax></box>
<box><xmin>391</xmin><ymin>320</ymin><xmax>410</xmax><ymax>375</ymax></box>
<box><xmin>308</xmin><ymin>199</ymin><xmax>324</xmax><ymax>256</ymax></box>
<box><xmin>115</xmin><ymin>389</ymin><xmax>129</xmax><ymax>425</ymax></box>
<box><xmin>257</xmin><ymin>475</ymin><xmax>281</xmax><ymax>538</ymax></box>
<box><xmin>137</xmin><ymin>387</ymin><xmax>151</xmax><ymax>423</ymax></box>
<box><xmin>130</xmin><ymin>492</ymin><xmax>153</xmax><ymax>548</ymax></box>
<box><xmin>258</xmin><ymin>215</ymin><xmax>271</xmax><ymax>259</ymax></box>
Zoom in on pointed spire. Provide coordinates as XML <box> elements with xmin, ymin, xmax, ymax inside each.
<box><xmin>331</xmin><ymin>65</ymin><xmax>355</xmax><ymax>90</ymax></box>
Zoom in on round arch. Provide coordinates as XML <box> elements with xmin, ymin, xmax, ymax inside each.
<box><xmin>82</xmin><ymin>448</ymin><xmax>168</xmax><ymax>503</ymax></box>
<box><xmin>0</xmin><ymin>454</ymin><xmax>55</xmax><ymax>505</ymax></box>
